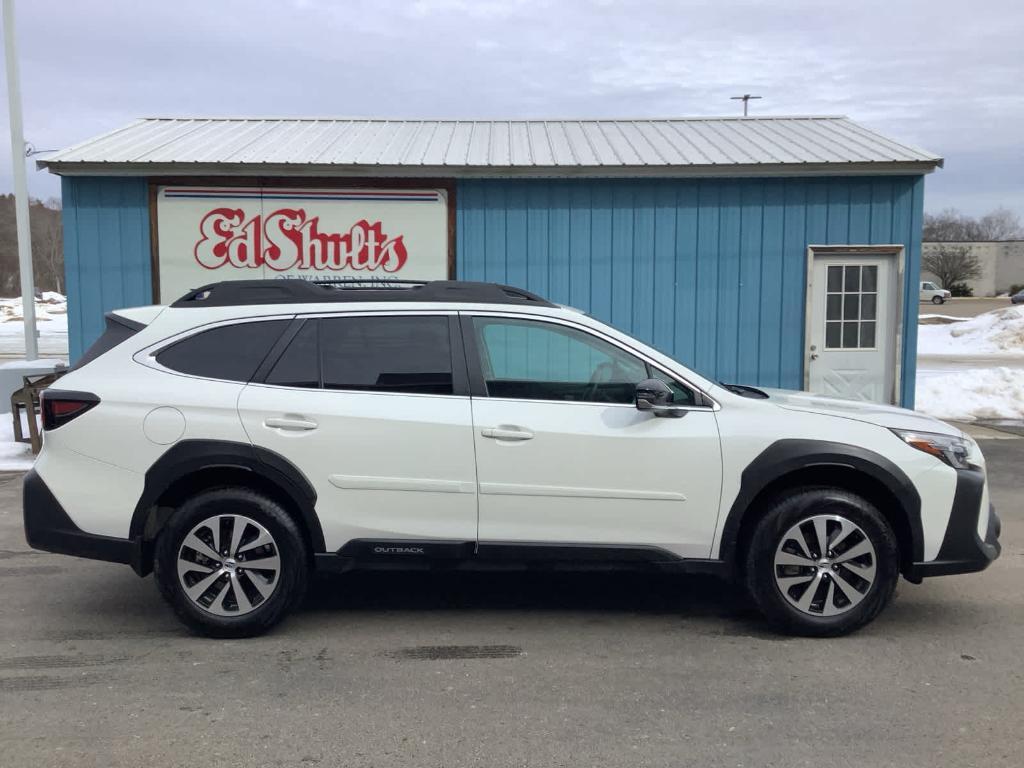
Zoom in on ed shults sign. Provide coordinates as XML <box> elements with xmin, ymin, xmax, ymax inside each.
<box><xmin>156</xmin><ymin>187</ymin><xmax>448</xmax><ymax>301</ymax></box>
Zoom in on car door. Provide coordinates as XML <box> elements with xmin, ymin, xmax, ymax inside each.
<box><xmin>463</xmin><ymin>312</ymin><xmax>723</xmax><ymax>560</ymax></box>
<box><xmin>237</xmin><ymin>312</ymin><xmax>478</xmax><ymax>552</ymax></box>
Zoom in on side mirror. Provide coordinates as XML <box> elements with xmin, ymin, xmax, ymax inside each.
<box><xmin>635</xmin><ymin>378</ymin><xmax>686</xmax><ymax>418</ymax></box>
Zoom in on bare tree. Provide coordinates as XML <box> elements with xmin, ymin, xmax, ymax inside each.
<box><xmin>924</xmin><ymin>206</ymin><xmax>1024</xmax><ymax>241</ymax></box>
<box><xmin>922</xmin><ymin>245</ymin><xmax>982</xmax><ymax>289</ymax></box>
<box><xmin>977</xmin><ymin>207</ymin><xmax>1024</xmax><ymax>240</ymax></box>
<box><xmin>31</xmin><ymin>198</ymin><xmax>63</xmax><ymax>294</ymax></box>
<box><xmin>924</xmin><ymin>208</ymin><xmax>977</xmax><ymax>241</ymax></box>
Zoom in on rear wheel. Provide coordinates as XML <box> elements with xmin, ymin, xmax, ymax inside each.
<box><xmin>154</xmin><ymin>487</ymin><xmax>308</xmax><ymax>638</ymax></box>
<box><xmin>745</xmin><ymin>487</ymin><xmax>899</xmax><ymax>637</ymax></box>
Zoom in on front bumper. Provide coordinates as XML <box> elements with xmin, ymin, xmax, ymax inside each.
<box><xmin>23</xmin><ymin>469</ymin><xmax>142</xmax><ymax>573</ymax></box>
<box><xmin>906</xmin><ymin>465</ymin><xmax>1001</xmax><ymax>581</ymax></box>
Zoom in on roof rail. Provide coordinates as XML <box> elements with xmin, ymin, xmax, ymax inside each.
<box><xmin>170</xmin><ymin>279</ymin><xmax>556</xmax><ymax>308</ymax></box>
<box><xmin>309</xmin><ymin>278</ymin><xmax>429</xmax><ymax>289</ymax></box>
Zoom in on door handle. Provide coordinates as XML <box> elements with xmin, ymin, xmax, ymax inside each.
<box><xmin>481</xmin><ymin>426</ymin><xmax>534</xmax><ymax>441</ymax></box>
<box><xmin>264</xmin><ymin>417</ymin><xmax>318</xmax><ymax>431</ymax></box>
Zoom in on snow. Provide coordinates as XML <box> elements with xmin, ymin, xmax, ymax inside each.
<box><xmin>918</xmin><ymin>314</ymin><xmax>967</xmax><ymax>323</ymax></box>
<box><xmin>0</xmin><ymin>294</ymin><xmax>69</xmax><ymax>357</ymax></box>
<box><xmin>0</xmin><ymin>411</ymin><xmax>37</xmax><ymax>472</ymax></box>
<box><xmin>916</xmin><ymin>367</ymin><xmax>1024</xmax><ymax>422</ymax></box>
<box><xmin>917</xmin><ymin>305</ymin><xmax>1024</xmax><ymax>357</ymax></box>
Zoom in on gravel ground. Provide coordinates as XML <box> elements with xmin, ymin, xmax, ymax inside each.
<box><xmin>0</xmin><ymin>439</ymin><xmax>1021</xmax><ymax>768</ymax></box>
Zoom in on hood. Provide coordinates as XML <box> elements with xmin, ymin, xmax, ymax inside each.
<box><xmin>757</xmin><ymin>387</ymin><xmax>963</xmax><ymax>436</ymax></box>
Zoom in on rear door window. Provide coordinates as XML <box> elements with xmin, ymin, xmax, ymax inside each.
<box><xmin>320</xmin><ymin>316</ymin><xmax>453</xmax><ymax>395</ymax></box>
<box><xmin>156</xmin><ymin>320</ymin><xmax>289</xmax><ymax>382</ymax></box>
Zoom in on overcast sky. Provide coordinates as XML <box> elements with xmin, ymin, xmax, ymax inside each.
<box><xmin>1</xmin><ymin>0</ymin><xmax>1021</xmax><ymax>218</ymax></box>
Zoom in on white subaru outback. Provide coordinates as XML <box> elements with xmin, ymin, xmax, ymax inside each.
<box><xmin>24</xmin><ymin>280</ymin><xmax>1000</xmax><ymax>638</ymax></box>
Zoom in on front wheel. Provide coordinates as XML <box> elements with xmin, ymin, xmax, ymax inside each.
<box><xmin>745</xmin><ymin>488</ymin><xmax>899</xmax><ymax>637</ymax></box>
<box><xmin>931</xmin><ymin>295</ymin><xmax>944</xmax><ymax>305</ymax></box>
<box><xmin>154</xmin><ymin>487</ymin><xmax>309</xmax><ymax>638</ymax></box>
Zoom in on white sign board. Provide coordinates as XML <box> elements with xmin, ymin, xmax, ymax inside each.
<box><xmin>155</xmin><ymin>186</ymin><xmax>449</xmax><ymax>302</ymax></box>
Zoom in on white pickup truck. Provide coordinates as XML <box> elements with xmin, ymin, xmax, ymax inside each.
<box><xmin>920</xmin><ymin>281</ymin><xmax>952</xmax><ymax>304</ymax></box>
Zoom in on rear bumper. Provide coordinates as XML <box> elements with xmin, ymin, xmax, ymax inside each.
<box><xmin>23</xmin><ymin>469</ymin><xmax>142</xmax><ymax>574</ymax></box>
<box><xmin>906</xmin><ymin>465</ymin><xmax>1001</xmax><ymax>581</ymax></box>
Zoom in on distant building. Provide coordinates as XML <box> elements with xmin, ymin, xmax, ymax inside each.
<box><xmin>922</xmin><ymin>240</ymin><xmax>1024</xmax><ymax>296</ymax></box>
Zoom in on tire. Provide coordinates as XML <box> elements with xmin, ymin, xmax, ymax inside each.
<box><xmin>744</xmin><ymin>487</ymin><xmax>899</xmax><ymax>637</ymax></box>
<box><xmin>932</xmin><ymin>295</ymin><xmax>944</xmax><ymax>304</ymax></box>
<box><xmin>154</xmin><ymin>487</ymin><xmax>309</xmax><ymax>638</ymax></box>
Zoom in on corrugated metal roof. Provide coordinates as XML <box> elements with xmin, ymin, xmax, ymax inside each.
<box><xmin>39</xmin><ymin>116</ymin><xmax>942</xmax><ymax>176</ymax></box>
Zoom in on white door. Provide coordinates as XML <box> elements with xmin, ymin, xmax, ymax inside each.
<box><xmin>808</xmin><ymin>253</ymin><xmax>900</xmax><ymax>403</ymax></box>
<box><xmin>237</xmin><ymin>313</ymin><xmax>478</xmax><ymax>550</ymax></box>
<box><xmin>465</xmin><ymin>314</ymin><xmax>723</xmax><ymax>560</ymax></box>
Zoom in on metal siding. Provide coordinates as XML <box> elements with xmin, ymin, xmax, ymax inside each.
<box><xmin>902</xmin><ymin>177</ymin><xmax>925</xmax><ymax>407</ymax></box>
<box><xmin>609</xmin><ymin>184</ymin><xmax>635</xmax><ymax>331</ymax></box>
<box><xmin>738</xmin><ymin>181</ymin><xmax>764</xmax><ymax>381</ymax></box>
<box><xmin>61</xmin><ymin>177</ymin><xmax>151</xmax><ymax>360</ymax></box>
<box><xmin>758</xmin><ymin>181</ymin><xmax>785</xmax><ymax>388</ymax></box>
<box><xmin>693</xmin><ymin>183</ymin><xmax>721</xmax><ymax>376</ymax></box>
<box><xmin>652</xmin><ymin>184</ymin><xmax>677</xmax><ymax>354</ymax></box>
<box><xmin>58</xmin><ymin>175</ymin><xmax>922</xmax><ymax>405</ymax></box>
<box><xmin>673</xmin><ymin>184</ymin><xmax>699</xmax><ymax>367</ymax></box>
<box><xmin>43</xmin><ymin>117</ymin><xmax>942</xmax><ymax>171</ymax></box>
<box><xmin>631</xmin><ymin>184</ymin><xmax>656</xmax><ymax>343</ymax></box>
<box><xmin>589</xmin><ymin>182</ymin><xmax>614</xmax><ymax>321</ymax></box>
<box><xmin>715</xmin><ymin>183</ymin><xmax>741</xmax><ymax>381</ymax></box>
<box><xmin>457</xmin><ymin>176</ymin><xmax>923</xmax><ymax>405</ymax></box>
<box><xmin>780</xmin><ymin>182</ymin><xmax>808</xmax><ymax>390</ymax></box>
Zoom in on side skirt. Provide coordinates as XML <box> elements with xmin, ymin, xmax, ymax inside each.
<box><xmin>314</xmin><ymin>539</ymin><xmax>733</xmax><ymax>578</ymax></box>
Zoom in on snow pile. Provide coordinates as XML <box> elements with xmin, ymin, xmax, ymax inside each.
<box><xmin>0</xmin><ymin>293</ymin><xmax>67</xmax><ymax>324</ymax></box>
<box><xmin>918</xmin><ymin>305</ymin><xmax>1024</xmax><ymax>357</ymax></box>
<box><xmin>0</xmin><ymin>295</ymin><xmax>69</xmax><ymax>354</ymax></box>
<box><xmin>0</xmin><ymin>412</ymin><xmax>36</xmax><ymax>471</ymax></box>
<box><xmin>916</xmin><ymin>367</ymin><xmax>1024</xmax><ymax>421</ymax></box>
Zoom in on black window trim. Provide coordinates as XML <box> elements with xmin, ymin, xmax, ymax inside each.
<box><xmin>459</xmin><ymin>311</ymin><xmax>718</xmax><ymax>410</ymax></box>
<box><xmin>138</xmin><ymin>314</ymin><xmax>296</xmax><ymax>384</ymax></box>
<box><xmin>250</xmin><ymin>310</ymin><xmax>470</xmax><ymax>398</ymax></box>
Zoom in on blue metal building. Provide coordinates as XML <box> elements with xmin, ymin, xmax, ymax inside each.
<box><xmin>40</xmin><ymin>117</ymin><xmax>941</xmax><ymax>406</ymax></box>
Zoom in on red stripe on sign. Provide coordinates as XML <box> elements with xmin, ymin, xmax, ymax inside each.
<box><xmin>165</xmin><ymin>188</ymin><xmax>438</xmax><ymax>198</ymax></box>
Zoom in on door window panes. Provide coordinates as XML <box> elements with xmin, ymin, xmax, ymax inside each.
<box><xmin>472</xmin><ymin>317</ymin><xmax>694</xmax><ymax>404</ymax></box>
<box><xmin>824</xmin><ymin>264</ymin><xmax>879</xmax><ymax>350</ymax></box>
<box><xmin>320</xmin><ymin>316</ymin><xmax>453</xmax><ymax>395</ymax></box>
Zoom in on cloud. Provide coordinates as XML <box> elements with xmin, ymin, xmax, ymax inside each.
<box><xmin>0</xmin><ymin>0</ymin><xmax>1020</xmax><ymax>218</ymax></box>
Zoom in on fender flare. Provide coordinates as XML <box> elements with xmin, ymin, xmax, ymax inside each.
<box><xmin>129</xmin><ymin>439</ymin><xmax>325</xmax><ymax>554</ymax></box>
<box><xmin>717</xmin><ymin>439</ymin><xmax>923</xmax><ymax>567</ymax></box>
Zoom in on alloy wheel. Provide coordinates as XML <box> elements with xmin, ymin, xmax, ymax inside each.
<box><xmin>773</xmin><ymin>514</ymin><xmax>877</xmax><ymax>617</ymax></box>
<box><xmin>176</xmin><ymin>514</ymin><xmax>281</xmax><ymax>617</ymax></box>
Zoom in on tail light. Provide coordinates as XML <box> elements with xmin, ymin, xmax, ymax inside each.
<box><xmin>41</xmin><ymin>391</ymin><xmax>100</xmax><ymax>431</ymax></box>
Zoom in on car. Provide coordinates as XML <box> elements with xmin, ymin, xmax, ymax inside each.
<box><xmin>920</xmin><ymin>281</ymin><xmax>952</xmax><ymax>304</ymax></box>
<box><xmin>1011</xmin><ymin>290</ymin><xmax>1024</xmax><ymax>305</ymax></box>
<box><xmin>24</xmin><ymin>279</ymin><xmax>1000</xmax><ymax>639</ymax></box>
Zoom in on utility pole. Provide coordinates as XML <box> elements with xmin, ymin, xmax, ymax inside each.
<box><xmin>3</xmin><ymin>0</ymin><xmax>37</xmax><ymax>360</ymax></box>
<box><xmin>730</xmin><ymin>94</ymin><xmax>762</xmax><ymax>117</ymax></box>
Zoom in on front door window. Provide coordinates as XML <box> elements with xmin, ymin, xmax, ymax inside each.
<box><xmin>471</xmin><ymin>317</ymin><xmax>694</xmax><ymax>405</ymax></box>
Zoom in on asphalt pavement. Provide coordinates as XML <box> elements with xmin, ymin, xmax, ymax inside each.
<box><xmin>1</xmin><ymin>439</ymin><xmax>1022</xmax><ymax>768</ymax></box>
<box><xmin>920</xmin><ymin>297</ymin><xmax>1013</xmax><ymax>318</ymax></box>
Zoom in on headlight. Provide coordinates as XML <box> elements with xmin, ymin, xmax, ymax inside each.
<box><xmin>891</xmin><ymin>429</ymin><xmax>974</xmax><ymax>469</ymax></box>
